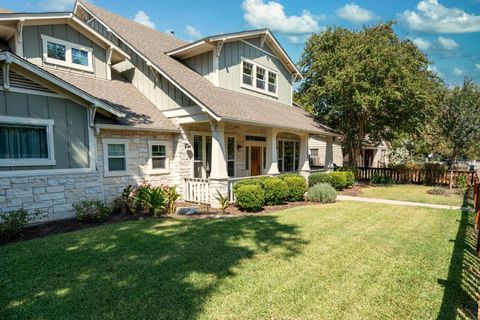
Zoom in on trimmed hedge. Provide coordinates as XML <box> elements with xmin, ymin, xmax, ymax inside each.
<box><xmin>329</xmin><ymin>172</ymin><xmax>348</xmax><ymax>190</ymax></box>
<box><xmin>232</xmin><ymin>178</ymin><xmax>262</xmax><ymax>194</ymax></box>
<box><xmin>308</xmin><ymin>173</ymin><xmax>334</xmax><ymax>187</ymax></box>
<box><xmin>281</xmin><ymin>175</ymin><xmax>307</xmax><ymax>201</ymax></box>
<box><xmin>306</xmin><ymin>183</ymin><xmax>337</xmax><ymax>203</ymax></box>
<box><xmin>235</xmin><ymin>184</ymin><xmax>265</xmax><ymax>212</ymax></box>
<box><xmin>262</xmin><ymin>177</ymin><xmax>289</xmax><ymax>205</ymax></box>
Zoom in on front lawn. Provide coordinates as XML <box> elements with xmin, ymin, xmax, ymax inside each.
<box><xmin>1</xmin><ymin>203</ymin><xmax>478</xmax><ymax>319</ymax></box>
<box><xmin>351</xmin><ymin>184</ymin><xmax>469</xmax><ymax>207</ymax></box>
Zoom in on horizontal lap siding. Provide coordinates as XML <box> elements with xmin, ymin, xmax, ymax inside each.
<box><xmin>0</xmin><ymin>90</ymin><xmax>89</xmax><ymax>171</ymax></box>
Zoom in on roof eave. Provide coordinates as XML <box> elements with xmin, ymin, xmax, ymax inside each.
<box><xmin>95</xmin><ymin>123</ymin><xmax>180</xmax><ymax>133</ymax></box>
<box><xmin>0</xmin><ymin>51</ymin><xmax>125</xmax><ymax>118</ymax></box>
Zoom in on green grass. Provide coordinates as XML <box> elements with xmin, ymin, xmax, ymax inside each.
<box><xmin>356</xmin><ymin>184</ymin><xmax>468</xmax><ymax>206</ymax></box>
<box><xmin>1</xmin><ymin>203</ymin><xmax>478</xmax><ymax>319</ymax></box>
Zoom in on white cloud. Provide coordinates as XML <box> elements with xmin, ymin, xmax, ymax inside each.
<box><xmin>411</xmin><ymin>37</ymin><xmax>432</xmax><ymax>51</ymax></box>
<box><xmin>436</xmin><ymin>36</ymin><xmax>458</xmax><ymax>50</ymax></box>
<box><xmin>185</xmin><ymin>25</ymin><xmax>202</xmax><ymax>40</ymax></box>
<box><xmin>476</xmin><ymin>64</ymin><xmax>480</xmax><ymax>71</ymax></box>
<box><xmin>400</xmin><ymin>0</ymin><xmax>480</xmax><ymax>33</ymax></box>
<box><xmin>336</xmin><ymin>3</ymin><xmax>375</xmax><ymax>24</ymax></box>
<box><xmin>286</xmin><ymin>35</ymin><xmax>310</xmax><ymax>45</ymax></box>
<box><xmin>133</xmin><ymin>10</ymin><xmax>155</xmax><ymax>29</ymax></box>
<box><xmin>39</xmin><ymin>0</ymin><xmax>75</xmax><ymax>11</ymax></box>
<box><xmin>453</xmin><ymin>67</ymin><xmax>464</xmax><ymax>76</ymax></box>
<box><xmin>242</xmin><ymin>0</ymin><xmax>322</xmax><ymax>34</ymax></box>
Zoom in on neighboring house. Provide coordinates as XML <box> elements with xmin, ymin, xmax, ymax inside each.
<box><xmin>309</xmin><ymin>136</ymin><xmax>390</xmax><ymax>168</ymax></box>
<box><xmin>0</xmin><ymin>1</ymin><xmax>337</xmax><ymax>221</ymax></box>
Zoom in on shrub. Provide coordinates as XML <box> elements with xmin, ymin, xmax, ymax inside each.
<box><xmin>339</xmin><ymin>170</ymin><xmax>355</xmax><ymax>187</ymax></box>
<box><xmin>132</xmin><ymin>184</ymin><xmax>166</xmax><ymax>215</ymax></box>
<box><xmin>112</xmin><ymin>185</ymin><xmax>135</xmax><ymax>214</ymax></box>
<box><xmin>0</xmin><ymin>209</ymin><xmax>41</xmax><ymax>243</ymax></box>
<box><xmin>163</xmin><ymin>185</ymin><xmax>181</xmax><ymax>214</ymax></box>
<box><xmin>232</xmin><ymin>178</ymin><xmax>262</xmax><ymax>194</ymax></box>
<box><xmin>329</xmin><ymin>172</ymin><xmax>348</xmax><ymax>190</ymax></box>
<box><xmin>455</xmin><ymin>174</ymin><xmax>468</xmax><ymax>189</ymax></box>
<box><xmin>235</xmin><ymin>184</ymin><xmax>265</xmax><ymax>212</ymax></box>
<box><xmin>306</xmin><ymin>183</ymin><xmax>337</xmax><ymax>203</ymax></box>
<box><xmin>308</xmin><ymin>172</ymin><xmax>334</xmax><ymax>187</ymax></box>
<box><xmin>371</xmin><ymin>174</ymin><xmax>393</xmax><ymax>185</ymax></box>
<box><xmin>73</xmin><ymin>199</ymin><xmax>111</xmax><ymax>222</ymax></box>
<box><xmin>338</xmin><ymin>166</ymin><xmax>359</xmax><ymax>179</ymax></box>
<box><xmin>262</xmin><ymin>177</ymin><xmax>289</xmax><ymax>205</ymax></box>
<box><xmin>281</xmin><ymin>175</ymin><xmax>307</xmax><ymax>201</ymax></box>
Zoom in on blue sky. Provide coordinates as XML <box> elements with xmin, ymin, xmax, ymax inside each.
<box><xmin>2</xmin><ymin>0</ymin><xmax>479</xmax><ymax>85</ymax></box>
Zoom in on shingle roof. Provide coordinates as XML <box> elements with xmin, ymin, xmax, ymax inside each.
<box><xmin>47</xmin><ymin>69</ymin><xmax>179</xmax><ymax>131</ymax></box>
<box><xmin>77</xmin><ymin>1</ymin><xmax>334</xmax><ymax>135</ymax></box>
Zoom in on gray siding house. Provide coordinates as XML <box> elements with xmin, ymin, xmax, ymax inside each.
<box><xmin>0</xmin><ymin>1</ymin><xmax>337</xmax><ymax>221</ymax></box>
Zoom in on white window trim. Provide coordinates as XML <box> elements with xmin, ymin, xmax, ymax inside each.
<box><xmin>41</xmin><ymin>34</ymin><xmax>94</xmax><ymax>73</ymax></box>
<box><xmin>0</xmin><ymin>115</ymin><xmax>56</xmax><ymax>167</ymax></box>
<box><xmin>226</xmin><ymin>135</ymin><xmax>236</xmax><ymax>177</ymax></box>
<box><xmin>147</xmin><ymin>140</ymin><xmax>170</xmax><ymax>175</ymax></box>
<box><xmin>102</xmin><ymin>138</ymin><xmax>129</xmax><ymax>177</ymax></box>
<box><xmin>244</xmin><ymin>139</ymin><xmax>267</xmax><ymax>175</ymax></box>
<box><xmin>277</xmin><ymin>139</ymin><xmax>301</xmax><ymax>173</ymax></box>
<box><xmin>240</xmin><ymin>58</ymin><xmax>279</xmax><ymax>98</ymax></box>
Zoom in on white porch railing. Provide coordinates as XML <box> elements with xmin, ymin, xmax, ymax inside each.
<box><xmin>183</xmin><ymin>178</ymin><xmax>210</xmax><ymax>204</ymax></box>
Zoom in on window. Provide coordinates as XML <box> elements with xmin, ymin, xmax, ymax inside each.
<box><xmin>246</xmin><ymin>135</ymin><xmax>266</xmax><ymax>142</ymax></box>
<box><xmin>41</xmin><ymin>34</ymin><xmax>93</xmax><ymax>72</ymax></box>
<box><xmin>103</xmin><ymin>139</ymin><xmax>128</xmax><ymax>176</ymax></box>
<box><xmin>47</xmin><ymin>41</ymin><xmax>66</xmax><ymax>61</ymax></box>
<box><xmin>242</xmin><ymin>61</ymin><xmax>253</xmax><ymax>86</ymax></box>
<box><xmin>0</xmin><ymin>116</ymin><xmax>55</xmax><ymax>167</ymax></box>
<box><xmin>245</xmin><ymin>147</ymin><xmax>250</xmax><ymax>170</ymax></box>
<box><xmin>268</xmin><ymin>71</ymin><xmax>277</xmax><ymax>94</ymax></box>
<box><xmin>148</xmin><ymin>140</ymin><xmax>170</xmax><ymax>173</ymax></box>
<box><xmin>263</xmin><ymin>147</ymin><xmax>267</xmax><ymax>170</ymax></box>
<box><xmin>241</xmin><ymin>59</ymin><xmax>279</xmax><ymax>97</ymax></box>
<box><xmin>277</xmin><ymin>140</ymin><xmax>300</xmax><ymax>173</ymax></box>
<box><xmin>193</xmin><ymin>135</ymin><xmax>203</xmax><ymax>178</ymax></box>
<box><xmin>256</xmin><ymin>66</ymin><xmax>265</xmax><ymax>90</ymax></box>
<box><xmin>310</xmin><ymin>148</ymin><xmax>319</xmax><ymax>157</ymax></box>
<box><xmin>227</xmin><ymin>137</ymin><xmax>235</xmax><ymax>177</ymax></box>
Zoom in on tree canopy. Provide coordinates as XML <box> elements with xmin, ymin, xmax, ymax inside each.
<box><xmin>296</xmin><ymin>22</ymin><xmax>441</xmax><ymax>166</ymax></box>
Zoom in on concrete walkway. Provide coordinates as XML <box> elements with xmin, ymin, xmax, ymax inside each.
<box><xmin>337</xmin><ymin>195</ymin><xmax>472</xmax><ymax>211</ymax></box>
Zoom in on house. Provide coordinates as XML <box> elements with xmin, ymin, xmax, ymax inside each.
<box><xmin>0</xmin><ymin>1</ymin><xmax>337</xmax><ymax>221</ymax></box>
<box><xmin>309</xmin><ymin>136</ymin><xmax>391</xmax><ymax>168</ymax></box>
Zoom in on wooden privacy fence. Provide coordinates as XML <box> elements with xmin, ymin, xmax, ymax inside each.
<box><xmin>474</xmin><ymin>183</ymin><xmax>480</xmax><ymax>257</ymax></box>
<box><xmin>357</xmin><ymin>167</ymin><xmax>477</xmax><ymax>186</ymax></box>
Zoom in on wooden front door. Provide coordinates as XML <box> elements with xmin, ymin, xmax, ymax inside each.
<box><xmin>251</xmin><ymin>146</ymin><xmax>261</xmax><ymax>176</ymax></box>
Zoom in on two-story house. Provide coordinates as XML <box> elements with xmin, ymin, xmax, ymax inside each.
<box><xmin>0</xmin><ymin>1</ymin><xmax>337</xmax><ymax>221</ymax></box>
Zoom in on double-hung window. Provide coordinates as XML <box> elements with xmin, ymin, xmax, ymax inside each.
<box><xmin>148</xmin><ymin>140</ymin><xmax>170</xmax><ymax>174</ymax></box>
<box><xmin>42</xmin><ymin>35</ymin><xmax>94</xmax><ymax>72</ymax></box>
<box><xmin>241</xmin><ymin>59</ymin><xmax>279</xmax><ymax>97</ymax></box>
<box><xmin>0</xmin><ymin>116</ymin><xmax>56</xmax><ymax>167</ymax></box>
<box><xmin>103</xmin><ymin>139</ymin><xmax>128</xmax><ymax>176</ymax></box>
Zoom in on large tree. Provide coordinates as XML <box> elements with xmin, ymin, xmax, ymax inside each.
<box><xmin>296</xmin><ymin>22</ymin><xmax>441</xmax><ymax>166</ymax></box>
<box><xmin>438</xmin><ymin>78</ymin><xmax>480</xmax><ymax>165</ymax></box>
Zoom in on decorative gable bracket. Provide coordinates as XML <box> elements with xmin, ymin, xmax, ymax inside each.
<box><xmin>2</xmin><ymin>57</ymin><xmax>12</xmax><ymax>90</ymax></box>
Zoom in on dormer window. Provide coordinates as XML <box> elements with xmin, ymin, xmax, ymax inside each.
<box><xmin>241</xmin><ymin>59</ymin><xmax>278</xmax><ymax>97</ymax></box>
<box><xmin>41</xmin><ymin>35</ymin><xmax>94</xmax><ymax>72</ymax></box>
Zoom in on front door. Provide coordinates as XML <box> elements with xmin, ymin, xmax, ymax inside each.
<box><xmin>251</xmin><ymin>146</ymin><xmax>261</xmax><ymax>176</ymax></box>
<box><xmin>364</xmin><ymin>150</ymin><xmax>374</xmax><ymax>167</ymax></box>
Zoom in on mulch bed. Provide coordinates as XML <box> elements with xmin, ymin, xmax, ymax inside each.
<box><xmin>13</xmin><ymin>201</ymin><xmax>315</xmax><ymax>244</ymax></box>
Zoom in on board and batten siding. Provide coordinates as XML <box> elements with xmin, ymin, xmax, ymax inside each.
<box><xmin>309</xmin><ymin>136</ymin><xmax>344</xmax><ymax>166</ymax></box>
<box><xmin>218</xmin><ymin>39</ymin><xmax>293</xmax><ymax>105</ymax></box>
<box><xmin>0</xmin><ymin>89</ymin><xmax>90</xmax><ymax>171</ymax></box>
<box><xmin>22</xmin><ymin>24</ymin><xmax>109</xmax><ymax>79</ymax></box>
<box><xmin>184</xmin><ymin>51</ymin><xmax>213</xmax><ymax>81</ymax></box>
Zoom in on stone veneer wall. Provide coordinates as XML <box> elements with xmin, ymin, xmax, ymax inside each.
<box><xmin>0</xmin><ymin>172</ymin><xmax>103</xmax><ymax>222</ymax></box>
<box><xmin>96</xmin><ymin>129</ymin><xmax>191</xmax><ymax>204</ymax></box>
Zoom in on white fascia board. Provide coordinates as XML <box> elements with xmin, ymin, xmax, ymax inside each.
<box><xmin>0</xmin><ymin>52</ymin><xmax>125</xmax><ymax>117</ymax></box>
<box><xmin>0</xmin><ymin>12</ymin><xmax>72</xmax><ymax>21</ymax></box>
<box><xmin>95</xmin><ymin>124</ymin><xmax>180</xmax><ymax>133</ymax></box>
<box><xmin>75</xmin><ymin>1</ymin><xmax>222</xmax><ymax>122</ymax></box>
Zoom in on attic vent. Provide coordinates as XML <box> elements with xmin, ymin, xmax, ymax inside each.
<box><xmin>0</xmin><ymin>69</ymin><xmax>56</xmax><ymax>94</ymax></box>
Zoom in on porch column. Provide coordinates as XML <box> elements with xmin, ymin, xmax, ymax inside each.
<box><xmin>325</xmin><ymin>135</ymin><xmax>334</xmax><ymax>170</ymax></box>
<box><xmin>209</xmin><ymin>120</ymin><xmax>229</xmax><ymax>208</ymax></box>
<box><xmin>266</xmin><ymin>128</ymin><xmax>279</xmax><ymax>175</ymax></box>
<box><xmin>299</xmin><ymin>134</ymin><xmax>311</xmax><ymax>179</ymax></box>
<box><xmin>210</xmin><ymin>121</ymin><xmax>228</xmax><ymax>179</ymax></box>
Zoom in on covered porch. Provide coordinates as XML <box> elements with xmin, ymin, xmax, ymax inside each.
<box><xmin>182</xmin><ymin>120</ymin><xmax>336</xmax><ymax>206</ymax></box>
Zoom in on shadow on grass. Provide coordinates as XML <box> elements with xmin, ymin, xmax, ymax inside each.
<box><xmin>437</xmin><ymin>190</ymin><xmax>480</xmax><ymax>319</ymax></box>
<box><xmin>0</xmin><ymin>215</ymin><xmax>305</xmax><ymax>319</ymax></box>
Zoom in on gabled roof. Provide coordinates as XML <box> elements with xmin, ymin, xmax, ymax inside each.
<box><xmin>166</xmin><ymin>29</ymin><xmax>302</xmax><ymax>78</ymax></box>
<box><xmin>47</xmin><ymin>69</ymin><xmax>180</xmax><ymax>132</ymax></box>
<box><xmin>74</xmin><ymin>1</ymin><xmax>335</xmax><ymax>136</ymax></box>
<box><xmin>0</xmin><ymin>51</ymin><xmax>124</xmax><ymax>117</ymax></box>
